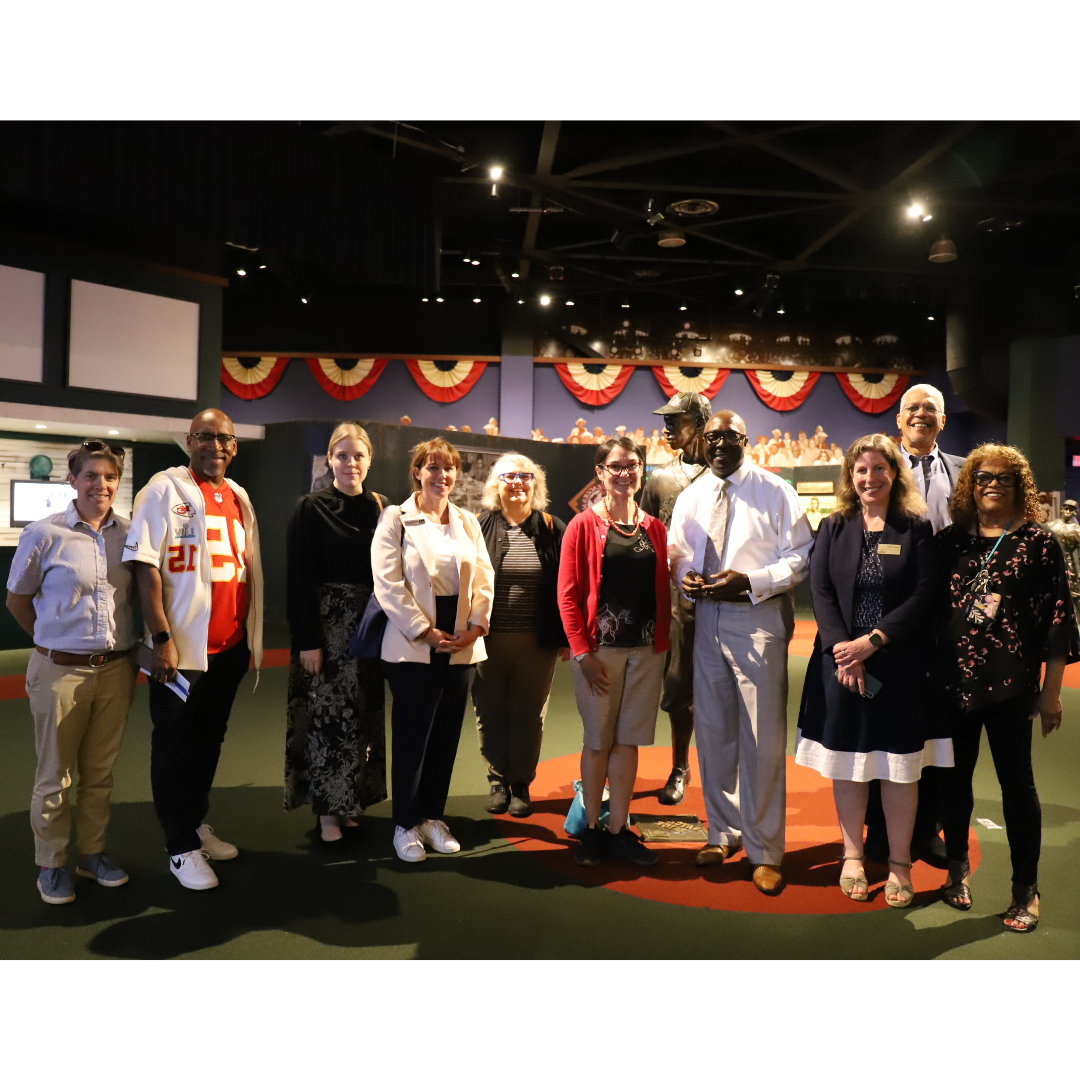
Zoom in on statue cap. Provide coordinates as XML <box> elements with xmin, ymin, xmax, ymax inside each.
<box><xmin>653</xmin><ymin>391</ymin><xmax>711</xmax><ymax>425</ymax></box>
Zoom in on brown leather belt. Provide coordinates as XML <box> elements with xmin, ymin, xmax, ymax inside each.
<box><xmin>36</xmin><ymin>646</ymin><xmax>130</xmax><ymax>668</ymax></box>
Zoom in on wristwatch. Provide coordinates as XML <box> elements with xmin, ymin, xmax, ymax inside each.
<box><xmin>574</xmin><ymin>652</ymin><xmax>588</xmax><ymax>663</ymax></box>
<box><xmin>868</xmin><ymin>631</ymin><xmax>884</xmax><ymax>650</ymax></box>
<box><xmin>152</xmin><ymin>630</ymin><xmax>172</xmax><ymax>646</ymax></box>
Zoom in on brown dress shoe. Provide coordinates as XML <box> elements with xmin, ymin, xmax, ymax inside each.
<box><xmin>751</xmin><ymin>864</ymin><xmax>784</xmax><ymax>895</ymax></box>
<box><xmin>694</xmin><ymin>844</ymin><xmax>737</xmax><ymax>867</ymax></box>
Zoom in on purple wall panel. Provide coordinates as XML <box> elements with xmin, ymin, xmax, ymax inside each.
<box><xmin>221</xmin><ymin>357</ymin><xmax>501</xmax><ymax>432</ymax></box>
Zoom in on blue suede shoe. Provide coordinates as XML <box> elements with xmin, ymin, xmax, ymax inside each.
<box><xmin>76</xmin><ymin>853</ymin><xmax>130</xmax><ymax>888</ymax></box>
<box><xmin>37</xmin><ymin>866</ymin><xmax>76</xmax><ymax>905</ymax></box>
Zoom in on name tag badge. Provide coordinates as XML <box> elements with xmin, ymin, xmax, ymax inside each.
<box><xmin>878</xmin><ymin>543</ymin><xmax>901</xmax><ymax>555</ymax></box>
<box><xmin>403</xmin><ymin>518</ymin><xmax>426</xmax><ymax>527</ymax></box>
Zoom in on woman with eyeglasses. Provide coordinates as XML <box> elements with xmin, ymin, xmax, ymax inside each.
<box><xmin>935</xmin><ymin>444</ymin><xmax>1078</xmax><ymax>933</ymax></box>
<box><xmin>473</xmin><ymin>455</ymin><xmax>568</xmax><ymax>817</ymax></box>
<box><xmin>558</xmin><ymin>436</ymin><xmax>671</xmax><ymax>867</ymax></box>
<box><xmin>285</xmin><ymin>424</ymin><xmax>388</xmax><ymax>844</ymax></box>
<box><xmin>6</xmin><ymin>440</ymin><xmax>137</xmax><ymax>904</ymax></box>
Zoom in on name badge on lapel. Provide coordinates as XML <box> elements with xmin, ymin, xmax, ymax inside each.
<box><xmin>878</xmin><ymin>543</ymin><xmax>901</xmax><ymax>555</ymax></box>
<box><xmin>402</xmin><ymin>518</ymin><xmax>426</xmax><ymax>527</ymax></box>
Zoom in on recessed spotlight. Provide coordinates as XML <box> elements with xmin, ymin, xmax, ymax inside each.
<box><xmin>301</xmin><ymin>297</ymin><xmax>308</xmax><ymax>304</ymax></box>
<box><xmin>511</xmin><ymin>272</ymin><xmax>519</xmax><ymax>279</ymax></box>
<box><xmin>258</xmin><ymin>264</ymin><xmax>267</xmax><ymax>269</ymax></box>
<box><xmin>907</xmin><ymin>203</ymin><xmax>924</xmax><ymax>219</ymax></box>
<box><xmin>108</xmin><ymin>430</ymin><xmax>120</xmax><ymax>435</ymax></box>
<box><xmin>473</xmin><ymin>298</ymin><xmax>482</xmax><ymax>304</ymax></box>
<box><xmin>927</xmin><ymin>315</ymin><xmax>935</xmax><ymax>321</ymax></box>
<box><xmin>679</xmin><ymin>305</ymin><xmax>687</xmax><ymax>311</ymax></box>
<box><xmin>490</xmin><ymin>166</ymin><xmax>504</xmax><ymax>180</ymax></box>
<box><xmin>539</xmin><ymin>295</ymin><xmax>551</xmax><ymax>306</ymax></box>
<box><xmin>922</xmin><ymin>214</ymin><xmax>933</xmax><ymax>222</ymax></box>
<box><xmin>471</xmin><ymin>259</ymin><xmax>480</xmax><ymax>266</ymax></box>
<box><xmin>236</xmin><ymin>269</ymin><xmax>246</xmax><ymax>276</ymax></box>
<box><xmin>565</xmin><ymin>300</ymin><xmax>574</xmax><ymax>306</ymax></box>
<box><xmin>516</xmin><ymin>299</ymin><xmax>525</xmax><ymax>305</ymax></box>
<box><xmin>777</xmin><ymin>306</ymin><xmax>785</xmax><ymax>314</ymax></box>
<box><xmin>463</xmin><ymin>256</ymin><xmax>471</xmax><ymax>263</ymax></box>
<box><xmin>436</xmin><ymin>297</ymin><xmax>444</xmax><ymax>303</ymax></box>
<box><xmin>621</xmin><ymin>303</ymin><xmax>630</xmax><ymax>309</ymax></box>
<box><xmin>422</xmin><ymin>297</ymin><xmax>429</xmax><ymax>302</ymax></box>
<box><xmin>734</xmin><ymin>288</ymin><xmax>743</xmax><ymax>296</ymax></box>
<box><xmin>35</xmin><ymin>424</ymin><xmax>46</xmax><ymax>429</ymax></box>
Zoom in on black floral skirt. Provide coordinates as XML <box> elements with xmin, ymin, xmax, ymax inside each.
<box><xmin>284</xmin><ymin>583</ymin><xmax>387</xmax><ymax>815</ymax></box>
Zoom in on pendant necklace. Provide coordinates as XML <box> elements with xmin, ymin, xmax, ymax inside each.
<box><xmin>603</xmin><ymin>495</ymin><xmax>641</xmax><ymax>537</ymax></box>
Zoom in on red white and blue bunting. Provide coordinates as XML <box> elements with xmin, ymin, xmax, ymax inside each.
<box><xmin>221</xmin><ymin>356</ymin><xmax>290</xmax><ymax>399</ymax></box>
<box><xmin>554</xmin><ymin>362</ymin><xmax>635</xmax><ymax>406</ymax></box>
<box><xmin>306</xmin><ymin>357</ymin><xmax>387</xmax><ymax>401</ymax></box>
<box><xmin>652</xmin><ymin>365</ymin><xmax>729</xmax><ymax>401</ymax></box>
<box><xmin>405</xmin><ymin>358</ymin><xmax>487</xmax><ymax>402</ymax></box>
<box><xmin>836</xmin><ymin>371</ymin><xmax>910</xmax><ymax>414</ymax></box>
<box><xmin>744</xmin><ymin>369</ymin><xmax>819</xmax><ymax>411</ymax></box>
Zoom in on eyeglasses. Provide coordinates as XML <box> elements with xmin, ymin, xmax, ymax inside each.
<box><xmin>599</xmin><ymin>462</ymin><xmax>641</xmax><ymax>476</ymax></box>
<box><xmin>704</xmin><ymin>430</ymin><xmax>748</xmax><ymax>447</ymax></box>
<box><xmin>973</xmin><ymin>470</ymin><xmax>1019</xmax><ymax>488</ymax></box>
<box><xmin>498</xmin><ymin>472</ymin><xmax>534</xmax><ymax>483</ymax></box>
<box><xmin>82</xmin><ymin>439</ymin><xmax>125</xmax><ymax>458</ymax></box>
<box><xmin>190</xmin><ymin>431</ymin><xmax>237</xmax><ymax>447</ymax></box>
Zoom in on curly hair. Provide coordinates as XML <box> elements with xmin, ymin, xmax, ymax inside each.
<box><xmin>949</xmin><ymin>443</ymin><xmax>1041</xmax><ymax>529</ymax></box>
<box><xmin>480</xmin><ymin>453</ymin><xmax>549</xmax><ymax>512</ymax></box>
<box><xmin>833</xmin><ymin>433</ymin><xmax>927</xmax><ymax>520</ymax></box>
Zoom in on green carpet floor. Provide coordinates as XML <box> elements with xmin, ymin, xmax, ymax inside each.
<box><xmin>0</xmin><ymin>646</ymin><xmax>1077</xmax><ymax>961</ymax></box>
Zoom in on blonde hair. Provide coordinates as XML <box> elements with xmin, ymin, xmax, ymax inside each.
<box><xmin>949</xmin><ymin>443</ymin><xmax>1041</xmax><ymax>530</ymax></box>
<box><xmin>327</xmin><ymin>423</ymin><xmax>372</xmax><ymax>458</ymax></box>
<box><xmin>481</xmin><ymin>453</ymin><xmax>549</xmax><ymax>512</ymax></box>
<box><xmin>834</xmin><ymin>433</ymin><xmax>927</xmax><ymax>521</ymax></box>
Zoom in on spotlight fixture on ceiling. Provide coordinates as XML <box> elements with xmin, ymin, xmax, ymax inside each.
<box><xmin>539</xmin><ymin>295</ymin><xmax>551</xmax><ymax>306</ymax></box>
<box><xmin>236</xmin><ymin>269</ymin><xmax>246</xmax><ymax>276</ymax></box>
<box><xmin>301</xmin><ymin>296</ymin><xmax>310</xmax><ymax>304</ymax></box>
<box><xmin>436</xmin><ymin>297</ymin><xmax>444</xmax><ymax>303</ymax></box>
<box><xmin>922</xmin><ymin>215</ymin><xmax>933</xmax><ymax>222</ymax></box>
<box><xmin>644</xmin><ymin>197</ymin><xmax>664</xmax><ymax>227</ymax></box>
<box><xmin>679</xmin><ymin>305</ymin><xmax>687</xmax><ymax>311</ymax></box>
<box><xmin>777</xmin><ymin>306</ymin><xmax>786</xmax><ymax>315</ymax></box>
<box><xmin>462</xmin><ymin>252</ymin><xmax>471</xmax><ymax>264</ymax></box>
<box><xmin>734</xmin><ymin>288</ymin><xmax>744</xmax><ymax>296</ymax></box>
<box><xmin>490</xmin><ymin>166</ymin><xmax>504</xmax><ymax>180</ymax></box>
<box><xmin>473</xmin><ymin>298</ymin><xmax>481</xmax><ymax>304</ymax></box>
<box><xmin>906</xmin><ymin>203</ymin><xmax>925</xmax><ymax>219</ymax></box>
<box><xmin>548</xmin><ymin>266</ymin><xmax>564</xmax><ymax>281</ymax></box>
<box><xmin>511</xmin><ymin>272</ymin><xmax>519</xmax><ymax>279</ymax></box>
<box><xmin>667</xmin><ymin>198</ymin><xmax>719</xmax><ymax>218</ymax></box>
<box><xmin>621</xmin><ymin>303</ymin><xmax>630</xmax><ymax>309</ymax></box>
<box><xmin>928</xmin><ymin>237</ymin><xmax>957</xmax><ymax>263</ymax></box>
<box><xmin>927</xmin><ymin>315</ymin><xmax>935</xmax><ymax>321</ymax></box>
<box><xmin>516</xmin><ymin>299</ymin><xmax>525</xmax><ymax>305</ymax></box>
<box><xmin>258</xmin><ymin>264</ymin><xmax>267</xmax><ymax>270</ymax></box>
<box><xmin>422</xmin><ymin>297</ymin><xmax>429</xmax><ymax>302</ymax></box>
<box><xmin>610</xmin><ymin>228</ymin><xmax>634</xmax><ymax>251</ymax></box>
<box><xmin>471</xmin><ymin>259</ymin><xmax>480</xmax><ymax>266</ymax></box>
<box><xmin>658</xmin><ymin>229</ymin><xmax>685</xmax><ymax>248</ymax></box>
<box><xmin>565</xmin><ymin>300</ymin><xmax>574</xmax><ymax>306</ymax></box>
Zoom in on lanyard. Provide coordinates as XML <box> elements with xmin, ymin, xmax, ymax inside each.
<box><xmin>964</xmin><ymin>518</ymin><xmax>1014</xmax><ymax>593</ymax></box>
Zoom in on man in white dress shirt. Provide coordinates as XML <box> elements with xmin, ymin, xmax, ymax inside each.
<box><xmin>668</xmin><ymin>410</ymin><xmax>813</xmax><ymax>895</ymax></box>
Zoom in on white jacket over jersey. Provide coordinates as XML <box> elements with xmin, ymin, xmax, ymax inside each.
<box><xmin>122</xmin><ymin>466</ymin><xmax>264</xmax><ymax>672</ymax></box>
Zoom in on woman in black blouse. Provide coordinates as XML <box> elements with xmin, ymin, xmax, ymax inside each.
<box><xmin>285</xmin><ymin>424</ymin><xmax>388</xmax><ymax>842</ymax></box>
<box><xmin>473</xmin><ymin>454</ymin><xmax>567</xmax><ymax>818</ymax></box>
<box><xmin>796</xmin><ymin>434</ymin><xmax>950</xmax><ymax>907</ymax></box>
<box><xmin>936</xmin><ymin>444</ymin><xmax>1078</xmax><ymax>932</ymax></box>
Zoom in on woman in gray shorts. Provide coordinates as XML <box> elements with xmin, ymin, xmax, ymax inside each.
<box><xmin>557</xmin><ymin>436</ymin><xmax>672</xmax><ymax>867</ymax></box>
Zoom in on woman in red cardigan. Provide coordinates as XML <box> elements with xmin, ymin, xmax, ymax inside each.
<box><xmin>558</xmin><ymin>436</ymin><xmax>671</xmax><ymax>867</ymax></box>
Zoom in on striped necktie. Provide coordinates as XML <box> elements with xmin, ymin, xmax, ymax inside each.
<box><xmin>702</xmin><ymin>479</ymin><xmax>730</xmax><ymax>582</ymax></box>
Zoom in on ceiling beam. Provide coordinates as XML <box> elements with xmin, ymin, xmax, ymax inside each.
<box><xmin>520</xmin><ymin>121</ymin><xmax>562</xmax><ymax>279</ymax></box>
<box><xmin>321</xmin><ymin>122</ymin><xmax>467</xmax><ymax>163</ymax></box>
<box><xmin>558</xmin><ymin>121</ymin><xmax>834</xmax><ymax>180</ymax></box>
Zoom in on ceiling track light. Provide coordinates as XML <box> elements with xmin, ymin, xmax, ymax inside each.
<box><xmin>539</xmin><ymin>295</ymin><xmax>551</xmax><ymax>306</ymax></box>
<box><xmin>928</xmin><ymin>237</ymin><xmax>957</xmax><ymax>263</ymax></box>
<box><xmin>548</xmin><ymin>265</ymin><xmax>564</xmax><ymax>281</ymax></box>
<box><xmin>236</xmin><ymin>268</ymin><xmax>246</xmax><ymax>276</ymax></box>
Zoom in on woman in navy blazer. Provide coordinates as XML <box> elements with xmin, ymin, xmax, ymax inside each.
<box><xmin>795</xmin><ymin>434</ymin><xmax>952</xmax><ymax>907</ymax></box>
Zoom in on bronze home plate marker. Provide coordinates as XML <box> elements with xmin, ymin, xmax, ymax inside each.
<box><xmin>630</xmin><ymin>814</ymin><xmax>708</xmax><ymax>843</ymax></box>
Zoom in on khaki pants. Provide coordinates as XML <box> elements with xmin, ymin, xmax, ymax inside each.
<box><xmin>26</xmin><ymin>651</ymin><xmax>135</xmax><ymax>867</ymax></box>
<box><xmin>472</xmin><ymin>632</ymin><xmax>559</xmax><ymax>786</ymax></box>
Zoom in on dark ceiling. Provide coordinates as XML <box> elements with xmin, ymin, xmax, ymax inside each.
<box><xmin>318</xmin><ymin>119</ymin><xmax>1080</xmax><ymax>330</ymax></box>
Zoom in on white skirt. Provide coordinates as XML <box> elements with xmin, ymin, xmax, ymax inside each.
<box><xmin>794</xmin><ymin>730</ymin><xmax>954</xmax><ymax>783</ymax></box>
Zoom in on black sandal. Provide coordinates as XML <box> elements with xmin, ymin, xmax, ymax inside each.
<box><xmin>1003</xmin><ymin>883</ymin><xmax>1039</xmax><ymax>933</ymax></box>
<box><xmin>941</xmin><ymin>858</ymin><xmax>972</xmax><ymax>911</ymax></box>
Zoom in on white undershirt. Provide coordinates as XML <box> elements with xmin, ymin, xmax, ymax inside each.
<box><xmin>428</xmin><ymin>522</ymin><xmax>460</xmax><ymax>596</ymax></box>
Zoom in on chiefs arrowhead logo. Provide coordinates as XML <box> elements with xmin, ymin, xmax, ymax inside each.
<box><xmin>171</xmin><ymin>503</ymin><xmax>196</xmax><ymax>519</ymax></box>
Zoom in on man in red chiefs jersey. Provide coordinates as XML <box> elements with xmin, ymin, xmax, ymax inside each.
<box><xmin>124</xmin><ymin>409</ymin><xmax>264</xmax><ymax>890</ymax></box>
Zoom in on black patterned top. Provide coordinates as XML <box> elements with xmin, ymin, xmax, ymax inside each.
<box><xmin>852</xmin><ymin>530</ymin><xmax>884</xmax><ymax>632</ymax></box>
<box><xmin>937</xmin><ymin>522</ymin><xmax>1080</xmax><ymax>711</ymax></box>
<box><xmin>597</xmin><ymin>527</ymin><xmax>657</xmax><ymax>648</ymax></box>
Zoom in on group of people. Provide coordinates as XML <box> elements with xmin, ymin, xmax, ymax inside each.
<box><xmin>8</xmin><ymin>386</ymin><xmax>1076</xmax><ymax>936</ymax></box>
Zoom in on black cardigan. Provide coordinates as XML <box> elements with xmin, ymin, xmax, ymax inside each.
<box><xmin>477</xmin><ymin>507</ymin><xmax>568</xmax><ymax>649</ymax></box>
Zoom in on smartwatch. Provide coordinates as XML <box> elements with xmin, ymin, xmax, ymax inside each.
<box><xmin>868</xmin><ymin>631</ymin><xmax>884</xmax><ymax>650</ymax></box>
<box><xmin>152</xmin><ymin>630</ymin><xmax>172</xmax><ymax>646</ymax></box>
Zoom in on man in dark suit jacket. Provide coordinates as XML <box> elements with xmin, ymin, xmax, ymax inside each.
<box><xmin>865</xmin><ymin>382</ymin><xmax>966</xmax><ymax>866</ymax></box>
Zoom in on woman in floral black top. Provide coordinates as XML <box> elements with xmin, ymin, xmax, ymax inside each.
<box><xmin>936</xmin><ymin>444</ymin><xmax>1078</xmax><ymax>933</ymax></box>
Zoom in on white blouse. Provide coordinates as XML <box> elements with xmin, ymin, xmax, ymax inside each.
<box><xmin>428</xmin><ymin>522</ymin><xmax>461</xmax><ymax>596</ymax></box>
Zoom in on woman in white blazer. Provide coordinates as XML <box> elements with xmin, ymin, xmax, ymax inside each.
<box><xmin>371</xmin><ymin>437</ymin><xmax>494</xmax><ymax>863</ymax></box>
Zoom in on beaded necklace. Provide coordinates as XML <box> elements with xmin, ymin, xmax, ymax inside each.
<box><xmin>602</xmin><ymin>495</ymin><xmax>641</xmax><ymax>537</ymax></box>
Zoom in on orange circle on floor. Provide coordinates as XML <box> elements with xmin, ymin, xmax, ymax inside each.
<box><xmin>494</xmin><ymin>747</ymin><xmax>980</xmax><ymax>914</ymax></box>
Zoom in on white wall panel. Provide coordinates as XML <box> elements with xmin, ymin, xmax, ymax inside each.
<box><xmin>68</xmin><ymin>280</ymin><xmax>200</xmax><ymax>400</ymax></box>
<box><xmin>0</xmin><ymin>263</ymin><xmax>45</xmax><ymax>384</ymax></box>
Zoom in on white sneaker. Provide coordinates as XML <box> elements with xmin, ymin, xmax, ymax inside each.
<box><xmin>393</xmin><ymin>825</ymin><xmax>426</xmax><ymax>863</ymax></box>
<box><xmin>417</xmin><ymin>818</ymin><xmax>461</xmax><ymax>854</ymax></box>
<box><xmin>197</xmin><ymin>824</ymin><xmax>238</xmax><ymax>861</ymax></box>
<box><xmin>169</xmin><ymin>850</ymin><xmax>219</xmax><ymax>890</ymax></box>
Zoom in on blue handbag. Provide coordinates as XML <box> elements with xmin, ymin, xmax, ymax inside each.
<box><xmin>563</xmin><ymin>780</ymin><xmax>629</xmax><ymax>839</ymax></box>
<box><xmin>349</xmin><ymin>591</ymin><xmax>388</xmax><ymax>660</ymax></box>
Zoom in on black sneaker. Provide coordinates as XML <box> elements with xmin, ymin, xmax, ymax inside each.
<box><xmin>485</xmin><ymin>784</ymin><xmax>510</xmax><ymax>814</ymax></box>
<box><xmin>574</xmin><ymin>825</ymin><xmax>607</xmax><ymax>866</ymax></box>
<box><xmin>508</xmin><ymin>784</ymin><xmax>533</xmax><ymax>818</ymax></box>
<box><xmin>607</xmin><ymin>828</ymin><xmax>657</xmax><ymax>866</ymax></box>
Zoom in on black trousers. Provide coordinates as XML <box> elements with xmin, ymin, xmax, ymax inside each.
<box><xmin>149</xmin><ymin>638</ymin><xmax>251</xmax><ymax>856</ymax></box>
<box><xmin>385</xmin><ymin>595</ymin><xmax>473</xmax><ymax>829</ymax></box>
<box><xmin>940</xmin><ymin>695</ymin><xmax>1041</xmax><ymax>888</ymax></box>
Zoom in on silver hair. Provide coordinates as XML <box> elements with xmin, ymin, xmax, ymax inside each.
<box><xmin>481</xmin><ymin>453</ymin><xmax>549</xmax><ymax>512</ymax></box>
<box><xmin>899</xmin><ymin>382</ymin><xmax>946</xmax><ymax>414</ymax></box>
